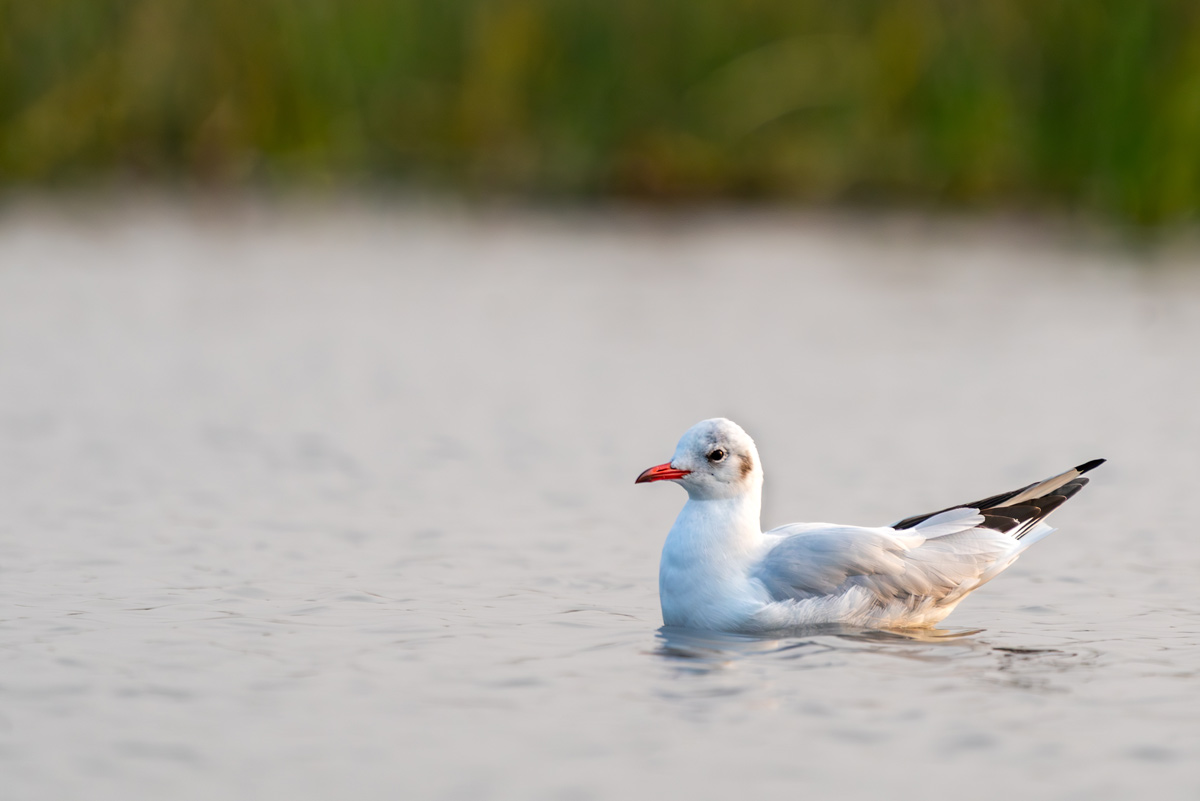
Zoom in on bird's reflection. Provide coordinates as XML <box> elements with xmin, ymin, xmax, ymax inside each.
<box><xmin>653</xmin><ymin>624</ymin><xmax>984</xmax><ymax>671</ymax></box>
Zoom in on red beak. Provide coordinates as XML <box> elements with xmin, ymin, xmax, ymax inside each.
<box><xmin>635</xmin><ymin>462</ymin><xmax>691</xmax><ymax>484</ymax></box>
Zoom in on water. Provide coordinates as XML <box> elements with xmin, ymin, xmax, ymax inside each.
<box><xmin>1</xmin><ymin>200</ymin><xmax>1197</xmax><ymax>800</ymax></box>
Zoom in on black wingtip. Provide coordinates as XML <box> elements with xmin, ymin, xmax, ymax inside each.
<box><xmin>1075</xmin><ymin>458</ymin><xmax>1106</xmax><ymax>474</ymax></box>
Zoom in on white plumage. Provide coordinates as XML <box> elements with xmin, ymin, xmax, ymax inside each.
<box><xmin>636</xmin><ymin>418</ymin><xmax>1102</xmax><ymax>632</ymax></box>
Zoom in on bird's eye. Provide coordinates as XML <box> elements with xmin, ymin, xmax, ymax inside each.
<box><xmin>707</xmin><ymin>449</ymin><xmax>726</xmax><ymax>462</ymax></box>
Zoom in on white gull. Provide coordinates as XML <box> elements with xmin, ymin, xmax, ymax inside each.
<box><xmin>636</xmin><ymin>418</ymin><xmax>1103</xmax><ymax>632</ymax></box>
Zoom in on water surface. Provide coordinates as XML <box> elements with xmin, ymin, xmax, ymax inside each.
<box><xmin>1</xmin><ymin>202</ymin><xmax>1197</xmax><ymax>800</ymax></box>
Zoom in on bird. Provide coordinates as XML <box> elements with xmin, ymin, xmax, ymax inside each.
<box><xmin>636</xmin><ymin>418</ymin><xmax>1103</xmax><ymax>632</ymax></box>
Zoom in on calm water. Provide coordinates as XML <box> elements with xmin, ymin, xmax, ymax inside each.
<box><xmin>1</xmin><ymin>201</ymin><xmax>1198</xmax><ymax>800</ymax></box>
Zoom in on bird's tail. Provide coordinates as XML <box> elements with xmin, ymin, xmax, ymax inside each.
<box><xmin>893</xmin><ymin>458</ymin><xmax>1105</xmax><ymax>541</ymax></box>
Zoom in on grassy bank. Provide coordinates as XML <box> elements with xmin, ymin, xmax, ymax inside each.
<box><xmin>2</xmin><ymin>1</ymin><xmax>1199</xmax><ymax>224</ymax></box>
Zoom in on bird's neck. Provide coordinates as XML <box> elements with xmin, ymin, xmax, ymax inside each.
<box><xmin>667</xmin><ymin>486</ymin><xmax>764</xmax><ymax>559</ymax></box>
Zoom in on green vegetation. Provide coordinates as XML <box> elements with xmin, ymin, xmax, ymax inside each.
<box><xmin>2</xmin><ymin>1</ymin><xmax>1199</xmax><ymax>224</ymax></box>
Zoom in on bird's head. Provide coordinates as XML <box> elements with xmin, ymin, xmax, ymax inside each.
<box><xmin>635</xmin><ymin>418</ymin><xmax>762</xmax><ymax>500</ymax></box>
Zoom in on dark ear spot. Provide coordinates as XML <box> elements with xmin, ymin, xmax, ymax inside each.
<box><xmin>738</xmin><ymin>453</ymin><xmax>754</xmax><ymax>479</ymax></box>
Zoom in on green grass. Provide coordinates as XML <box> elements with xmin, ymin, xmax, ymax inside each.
<box><xmin>2</xmin><ymin>0</ymin><xmax>1199</xmax><ymax>225</ymax></box>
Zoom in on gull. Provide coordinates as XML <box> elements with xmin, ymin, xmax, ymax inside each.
<box><xmin>636</xmin><ymin>418</ymin><xmax>1103</xmax><ymax>632</ymax></box>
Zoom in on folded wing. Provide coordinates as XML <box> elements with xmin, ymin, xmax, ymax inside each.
<box><xmin>755</xmin><ymin>459</ymin><xmax>1104</xmax><ymax>608</ymax></box>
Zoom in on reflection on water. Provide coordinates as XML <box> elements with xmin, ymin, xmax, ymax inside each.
<box><xmin>654</xmin><ymin>624</ymin><xmax>1089</xmax><ymax>685</ymax></box>
<box><xmin>655</xmin><ymin>624</ymin><xmax>981</xmax><ymax>664</ymax></box>
<box><xmin>651</xmin><ymin>623</ymin><xmax>1107</xmax><ymax>720</ymax></box>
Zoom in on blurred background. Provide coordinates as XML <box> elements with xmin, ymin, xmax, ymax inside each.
<box><xmin>3</xmin><ymin>4</ymin><xmax>1200</xmax><ymax>801</ymax></box>
<box><xmin>3</xmin><ymin>0</ymin><xmax>1199</xmax><ymax>226</ymax></box>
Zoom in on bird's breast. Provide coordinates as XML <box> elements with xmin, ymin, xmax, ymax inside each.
<box><xmin>658</xmin><ymin>527</ymin><xmax>768</xmax><ymax>630</ymax></box>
